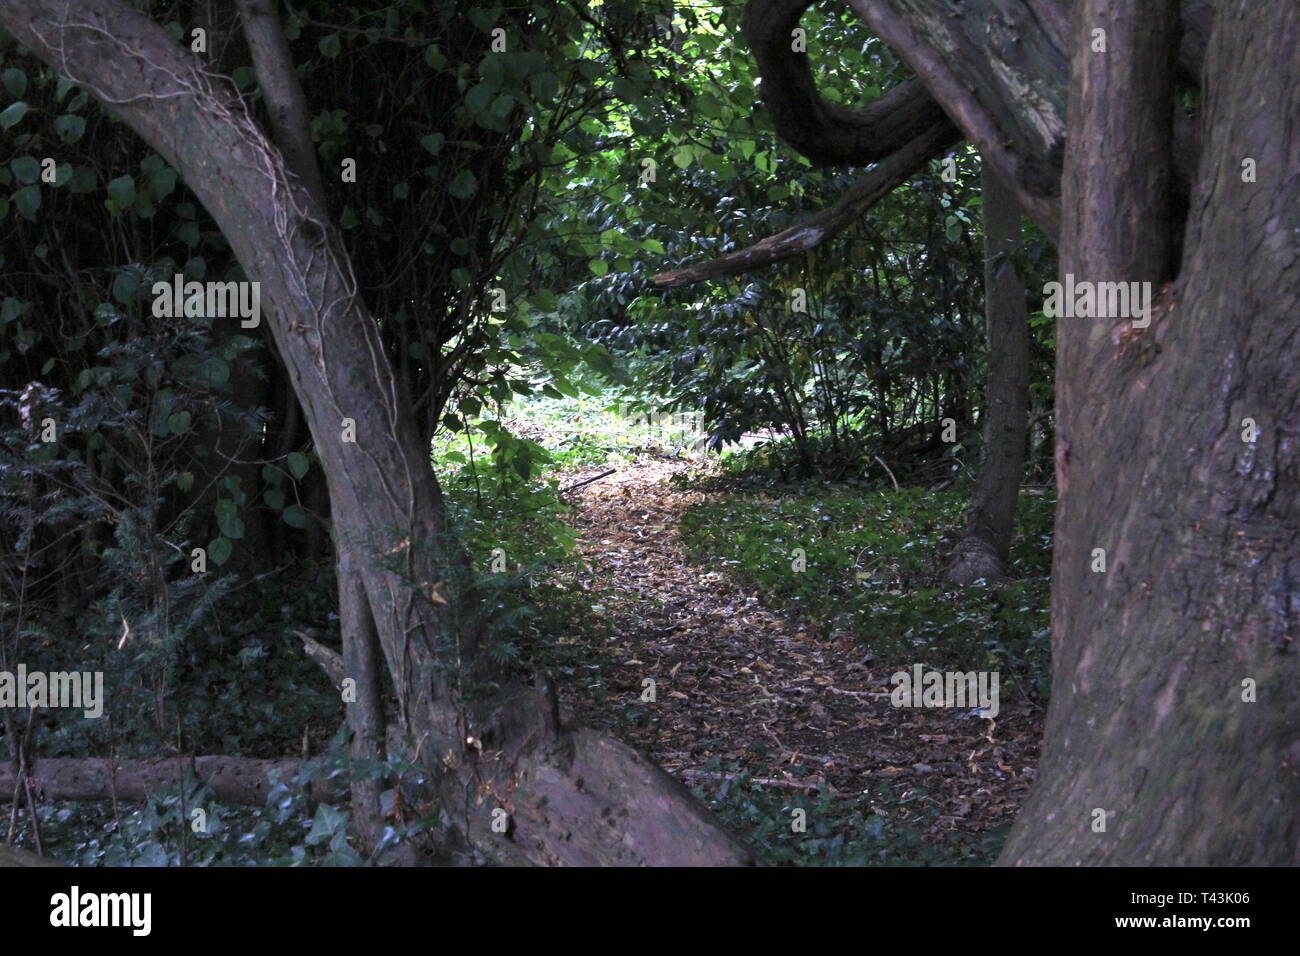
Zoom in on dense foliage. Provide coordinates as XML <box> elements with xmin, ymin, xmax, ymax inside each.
<box><xmin>1</xmin><ymin>1</ymin><xmax>1057</xmax><ymax>865</ymax></box>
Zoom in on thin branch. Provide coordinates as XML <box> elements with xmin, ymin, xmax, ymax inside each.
<box><xmin>650</xmin><ymin>122</ymin><xmax>959</xmax><ymax>289</ymax></box>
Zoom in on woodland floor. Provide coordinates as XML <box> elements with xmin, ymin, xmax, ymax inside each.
<box><xmin>549</xmin><ymin>453</ymin><xmax>1043</xmax><ymax>859</ymax></box>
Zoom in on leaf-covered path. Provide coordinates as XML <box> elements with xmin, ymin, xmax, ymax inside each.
<box><xmin>558</xmin><ymin>456</ymin><xmax>1042</xmax><ymax>856</ymax></box>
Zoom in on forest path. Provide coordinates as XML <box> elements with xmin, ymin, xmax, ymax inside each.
<box><xmin>559</xmin><ymin>455</ymin><xmax>1035</xmax><ymax>844</ymax></box>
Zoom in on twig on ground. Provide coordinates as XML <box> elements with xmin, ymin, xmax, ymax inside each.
<box><xmin>675</xmin><ymin>769</ymin><xmax>829</xmax><ymax>791</ymax></box>
<box><xmin>560</xmin><ymin>468</ymin><xmax>616</xmax><ymax>493</ymax></box>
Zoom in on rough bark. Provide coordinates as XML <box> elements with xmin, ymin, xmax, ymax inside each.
<box><xmin>999</xmin><ymin>0</ymin><xmax>1299</xmax><ymax>864</ymax></box>
<box><xmin>848</xmin><ymin>0</ymin><xmax>1209</xmax><ymax>241</ymax></box>
<box><xmin>236</xmin><ymin>0</ymin><xmax>327</xmax><ymax>214</ymax></box>
<box><xmin>845</xmin><ymin>0</ymin><xmax>1072</xmax><ymax>236</ymax></box>
<box><xmin>947</xmin><ymin>165</ymin><xmax>1030</xmax><ymax>585</ymax></box>
<box><xmin>0</xmin><ymin>0</ymin><xmax>754</xmax><ymax>866</ymax></box>
<box><xmin>237</xmin><ymin>0</ymin><xmax>390</xmax><ymax>856</ymax></box>
<box><xmin>337</xmin><ymin>552</ymin><xmax>389</xmax><ymax>855</ymax></box>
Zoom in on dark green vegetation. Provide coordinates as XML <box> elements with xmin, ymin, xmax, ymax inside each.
<box><xmin>0</xmin><ymin>1</ymin><xmax>1041</xmax><ymax>864</ymax></box>
<box><xmin>5</xmin><ymin>0</ymin><xmax>1288</xmax><ymax>868</ymax></box>
<box><xmin>677</xmin><ymin>483</ymin><xmax>1053</xmax><ymax>700</ymax></box>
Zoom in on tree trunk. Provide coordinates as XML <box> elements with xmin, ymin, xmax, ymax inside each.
<box><xmin>998</xmin><ymin>0</ymin><xmax>1299</xmax><ymax>864</ymax></box>
<box><xmin>743</xmin><ymin>0</ymin><xmax>1296</xmax><ymax>862</ymax></box>
<box><xmin>0</xmin><ymin>0</ymin><xmax>753</xmax><ymax>866</ymax></box>
<box><xmin>947</xmin><ymin>165</ymin><xmax>1030</xmax><ymax>585</ymax></box>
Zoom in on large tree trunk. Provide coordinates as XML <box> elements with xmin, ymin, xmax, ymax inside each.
<box><xmin>998</xmin><ymin>0</ymin><xmax>1299</xmax><ymax>864</ymax></box>
<box><xmin>947</xmin><ymin>165</ymin><xmax>1030</xmax><ymax>585</ymax></box>
<box><xmin>740</xmin><ymin>0</ymin><xmax>1295</xmax><ymax>863</ymax></box>
<box><xmin>0</xmin><ymin>0</ymin><xmax>753</xmax><ymax>866</ymax></box>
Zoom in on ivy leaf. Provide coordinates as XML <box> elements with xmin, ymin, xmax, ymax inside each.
<box><xmin>1</xmin><ymin>68</ymin><xmax>26</xmax><ymax>99</ymax></box>
<box><xmin>287</xmin><ymin>451</ymin><xmax>310</xmax><ymax>480</ymax></box>
<box><xmin>448</xmin><ymin>170</ymin><xmax>477</xmax><ymax>199</ymax></box>
<box><xmin>11</xmin><ymin>155</ymin><xmax>41</xmax><ymax>184</ymax></box>
<box><xmin>111</xmin><ymin>271</ymin><xmax>138</xmax><ymax>305</ymax></box>
<box><xmin>0</xmin><ymin>102</ymin><xmax>29</xmax><ymax>130</ymax></box>
<box><xmin>106</xmin><ymin>175</ymin><xmax>136</xmax><ymax>210</ymax></box>
<box><xmin>13</xmin><ymin>185</ymin><xmax>40</xmax><ymax>222</ymax></box>
<box><xmin>282</xmin><ymin>504</ymin><xmax>308</xmax><ymax>529</ymax></box>
<box><xmin>217</xmin><ymin>504</ymin><xmax>245</xmax><ymax>540</ymax></box>
<box><xmin>318</xmin><ymin>34</ymin><xmax>341</xmax><ymax>58</ymax></box>
<box><xmin>208</xmin><ymin>537</ymin><xmax>233</xmax><ymax>566</ymax></box>
<box><xmin>54</xmin><ymin>114</ymin><xmax>86</xmax><ymax>144</ymax></box>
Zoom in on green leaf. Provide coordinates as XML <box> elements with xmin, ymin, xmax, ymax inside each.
<box><xmin>588</xmin><ymin>259</ymin><xmax>609</xmax><ymax>276</ymax></box>
<box><xmin>424</xmin><ymin>44</ymin><xmax>446</xmax><ymax>70</ymax></box>
<box><xmin>0</xmin><ymin>298</ymin><xmax>25</xmax><ymax>325</ymax></box>
<box><xmin>148</xmin><ymin>164</ymin><xmax>177</xmax><ymax>201</ymax></box>
<box><xmin>111</xmin><ymin>271</ymin><xmax>138</xmax><ymax>305</ymax></box>
<box><xmin>318</xmin><ymin>34</ymin><xmax>341</xmax><ymax>58</ymax></box>
<box><xmin>287</xmin><ymin>451</ymin><xmax>310</xmax><ymax>481</ymax></box>
<box><xmin>217</xmin><ymin>505</ymin><xmax>245</xmax><ymax>540</ymax></box>
<box><xmin>11</xmin><ymin>156</ymin><xmax>41</xmax><ymax>184</ymax></box>
<box><xmin>1</xmin><ymin>68</ymin><xmax>26</xmax><ymax>99</ymax></box>
<box><xmin>54</xmin><ymin>114</ymin><xmax>86</xmax><ymax>144</ymax></box>
<box><xmin>168</xmin><ymin>410</ymin><xmax>192</xmax><ymax>435</ymax></box>
<box><xmin>106</xmin><ymin>174</ymin><xmax>136</xmax><ymax>209</ymax></box>
<box><xmin>13</xmin><ymin>185</ymin><xmax>40</xmax><ymax>222</ymax></box>
<box><xmin>448</xmin><ymin>170</ymin><xmax>477</xmax><ymax>199</ymax></box>
<box><xmin>529</xmin><ymin>71</ymin><xmax>559</xmax><ymax>102</ymax></box>
<box><xmin>282</xmin><ymin>504</ymin><xmax>308</xmax><ymax>529</ymax></box>
<box><xmin>197</xmin><ymin>356</ymin><xmax>229</xmax><ymax>384</ymax></box>
<box><xmin>208</xmin><ymin>537</ymin><xmax>233</xmax><ymax>566</ymax></box>
<box><xmin>176</xmin><ymin>471</ymin><xmax>194</xmax><ymax>492</ymax></box>
<box><xmin>0</xmin><ymin>102</ymin><xmax>29</xmax><ymax>130</ymax></box>
<box><xmin>419</xmin><ymin>133</ymin><xmax>445</xmax><ymax>156</ymax></box>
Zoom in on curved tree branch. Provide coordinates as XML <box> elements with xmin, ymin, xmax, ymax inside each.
<box><xmin>743</xmin><ymin>0</ymin><xmax>957</xmax><ymax>165</ymax></box>
<box><xmin>650</xmin><ymin>121</ymin><xmax>959</xmax><ymax>288</ymax></box>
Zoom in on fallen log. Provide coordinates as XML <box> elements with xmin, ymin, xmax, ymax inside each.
<box><xmin>0</xmin><ymin>843</ymin><xmax>62</xmax><ymax>866</ymax></box>
<box><xmin>0</xmin><ymin>755</ymin><xmax>327</xmax><ymax>806</ymax></box>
